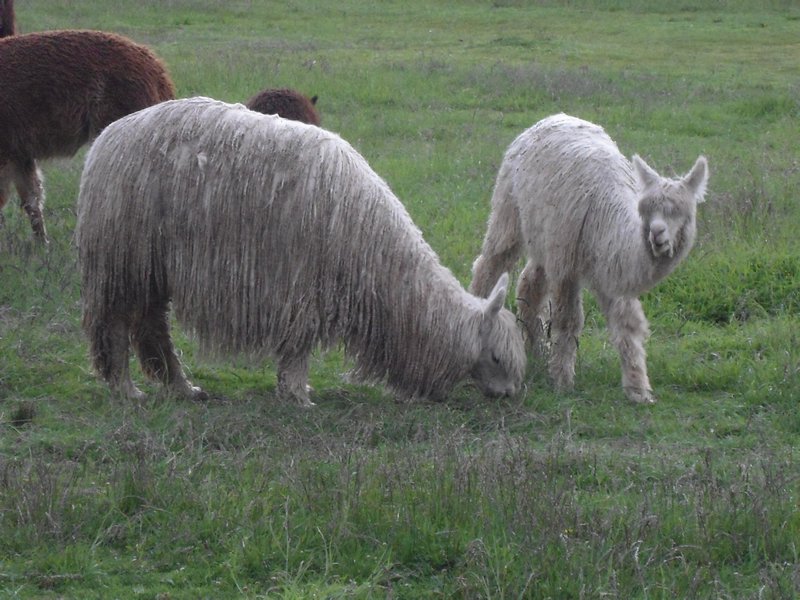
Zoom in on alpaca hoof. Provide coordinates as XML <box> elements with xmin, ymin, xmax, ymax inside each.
<box><xmin>288</xmin><ymin>392</ymin><xmax>316</xmax><ymax>408</ymax></box>
<box><xmin>393</xmin><ymin>392</ymin><xmax>417</xmax><ymax>404</ymax></box>
<box><xmin>168</xmin><ymin>381</ymin><xmax>208</xmax><ymax>401</ymax></box>
<box><xmin>277</xmin><ymin>384</ymin><xmax>316</xmax><ymax>407</ymax></box>
<box><xmin>298</xmin><ymin>384</ymin><xmax>316</xmax><ymax>408</ymax></box>
<box><xmin>127</xmin><ymin>388</ymin><xmax>147</xmax><ymax>402</ymax></box>
<box><xmin>185</xmin><ymin>385</ymin><xmax>209</xmax><ymax>402</ymax></box>
<box><xmin>551</xmin><ymin>372</ymin><xmax>575</xmax><ymax>393</ymax></box>
<box><xmin>625</xmin><ymin>387</ymin><xmax>656</xmax><ymax>404</ymax></box>
<box><xmin>114</xmin><ymin>381</ymin><xmax>146</xmax><ymax>401</ymax></box>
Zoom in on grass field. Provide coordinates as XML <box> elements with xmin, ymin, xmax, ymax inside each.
<box><xmin>1</xmin><ymin>1</ymin><xmax>799</xmax><ymax>598</ymax></box>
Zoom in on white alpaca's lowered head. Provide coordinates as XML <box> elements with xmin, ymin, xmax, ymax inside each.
<box><xmin>470</xmin><ymin>273</ymin><xmax>524</xmax><ymax>398</ymax></box>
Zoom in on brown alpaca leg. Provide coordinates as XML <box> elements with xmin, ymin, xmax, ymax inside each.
<box><xmin>85</xmin><ymin>312</ymin><xmax>144</xmax><ymax>400</ymax></box>
<box><xmin>130</xmin><ymin>304</ymin><xmax>207</xmax><ymax>400</ymax></box>
<box><xmin>548</xmin><ymin>278</ymin><xmax>583</xmax><ymax>392</ymax></box>
<box><xmin>516</xmin><ymin>260</ymin><xmax>548</xmax><ymax>358</ymax></box>
<box><xmin>276</xmin><ymin>352</ymin><xmax>315</xmax><ymax>407</ymax></box>
<box><xmin>12</xmin><ymin>159</ymin><xmax>48</xmax><ymax>242</ymax></box>
<box><xmin>597</xmin><ymin>294</ymin><xmax>655</xmax><ymax>404</ymax></box>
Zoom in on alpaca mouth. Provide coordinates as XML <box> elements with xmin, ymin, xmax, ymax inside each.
<box><xmin>650</xmin><ymin>239</ymin><xmax>674</xmax><ymax>258</ymax></box>
<box><xmin>473</xmin><ymin>379</ymin><xmax>517</xmax><ymax>398</ymax></box>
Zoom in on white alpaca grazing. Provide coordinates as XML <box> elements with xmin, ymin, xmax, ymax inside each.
<box><xmin>76</xmin><ymin>98</ymin><xmax>525</xmax><ymax>405</ymax></box>
<box><xmin>470</xmin><ymin>113</ymin><xmax>708</xmax><ymax>404</ymax></box>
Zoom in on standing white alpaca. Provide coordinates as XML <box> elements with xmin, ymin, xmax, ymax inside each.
<box><xmin>77</xmin><ymin>98</ymin><xmax>525</xmax><ymax>405</ymax></box>
<box><xmin>470</xmin><ymin>113</ymin><xmax>708</xmax><ymax>404</ymax></box>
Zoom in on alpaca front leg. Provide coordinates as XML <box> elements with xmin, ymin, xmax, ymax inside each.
<box><xmin>517</xmin><ymin>260</ymin><xmax>548</xmax><ymax>359</ymax></box>
<box><xmin>13</xmin><ymin>159</ymin><xmax>48</xmax><ymax>243</ymax></box>
<box><xmin>131</xmin><ymin>305</ymin><xmax>207</xmax><ymax>401</ymax></box>
<box><xmin>548</xmin><ymin>279</ymin><xmax>583</xmax><ymax>391</ymax></box>
<box><xmin>599</xmin><ymin>295</ymin><xmax>655</xmax><ymax>404</ymax></box>
<box><xmin>277</xmin><ymin>353</ymin><xmax>315</xmax><ymax>407</ymax></box>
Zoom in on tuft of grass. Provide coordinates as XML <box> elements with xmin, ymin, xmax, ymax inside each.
<box><xmin>7</xmin><ymin>400</ymin><xmax>37</xmax><ymax>427</ymax></box>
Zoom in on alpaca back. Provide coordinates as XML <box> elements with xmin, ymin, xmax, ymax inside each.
<box><xmin>77</xmin><ymin>98</ymin><xmax>480</xmax><ymax>398</ymax></box>
<box><xmin>504</xmin><ymin>114</ymin><xmax>644</xmax><ymax>292</ymax></box>
<box><xmin>0</xmin><ymin>30</ymin><xmax>175</xmax><ymax>160</ymax></box>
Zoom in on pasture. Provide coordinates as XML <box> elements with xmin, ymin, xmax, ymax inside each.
<box><xmin>1</xmin><ymin>0</ymin><xmax>799</xmax><ymax>597</ymax></box>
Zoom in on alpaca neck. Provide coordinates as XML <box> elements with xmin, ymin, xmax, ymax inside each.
<box><xmin>343</xmin><ymin>212</ymin><xmax>480</xmax><ymax>400</ymax></box>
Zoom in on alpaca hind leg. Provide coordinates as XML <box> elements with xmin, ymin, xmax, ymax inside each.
<box><xmin>516</xmin><ymin>260</ymin><xmax>548</xmax><ymax>358</ymax></box>
<box><xmin>131</xmin><ymin>304</ymin><xmax>207</xmax><ymax>401</ymax></box>
<box><xmin>85</xmin><ymin>312</ymin><xmax>144</xmax><ymax>400</ymax></box>
<box><xmin>277</xmin><ymin>353</ymin><xmax>315</xmax><ymax>407</ymax></box>
<box><xmin>12</xmin><ymin>159</ymin><xmax>48</xmax><ymax>243</ymax></box>
<box><xmin>548</xmin><ymin>279</ymin><xmax>583</xmax><ymax>391</ymax></box>
<box><xmin>599</xmin><ymin>294</ymin><xmax>655</xmax><ymax>404</ymax></box>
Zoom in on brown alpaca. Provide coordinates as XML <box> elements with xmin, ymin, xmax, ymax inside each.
<box><xmin>0</xmin><ymin>30</ymin><xmax>175</xmax><ymax>242</ymax></box>
<box><xmin>0</xmin><ymin>0</ymin><xmax>14</xmax><ymax>37</ymax></box>
<box><xmin>245</xmin><ymin>88</ymin><xmax>320</xmax><ymax>125</ymax></box>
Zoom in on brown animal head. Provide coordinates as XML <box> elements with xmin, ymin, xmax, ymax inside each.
<box><xmin>245</xmin><ymin>88</ymin><xmax>321</xmax><ymax>126</ymax></box>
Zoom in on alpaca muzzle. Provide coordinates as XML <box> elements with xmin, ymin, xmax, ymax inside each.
<box><xmin>648</xmin><ymin>220</ymin><xmax>673</xmax><ymax>258</ymax></box>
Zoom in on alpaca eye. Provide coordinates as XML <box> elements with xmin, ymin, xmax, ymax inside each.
<box><xmin>491</xmin><ymin>353</ymin><xmax>501</xmax><ymax>365</ymax></box>
<box><xmin>660</xmin><ymin>200</ymin><xmax>680</xmax><ymax>217</ymax></box>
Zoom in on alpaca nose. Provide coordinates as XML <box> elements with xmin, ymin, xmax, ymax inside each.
<box><xmin>501</xmin><ymin>383</ymin><xmax>517</xmax><ymax>397</ymax></box>
<box><xmin>484</xmin><ymin>382</ymin><xmax>516</xmax><ymax>398</ymax></box>
<box><xmin>650</xmin><ymin>220</ymin><xmax>667</xmax><ymax>243</ymax></box>
<box><xmin>649</xmin><ymin>219</ymin><xmax>674</xmax><ymax>257</ymax></box>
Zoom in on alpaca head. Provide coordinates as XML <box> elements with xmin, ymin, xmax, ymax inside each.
<box><xmin>633</xmin><ymin>155</ymin><xmax>708</xmax><ymax>260</ymax></box>
<box><xmin>469</xmin><ymin>273</ymin><xmax>526</xmax><ymax>398</ymax></box>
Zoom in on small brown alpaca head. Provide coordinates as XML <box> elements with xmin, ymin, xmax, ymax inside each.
<box><xmin>245</xmin><ymin>88</ymin><xmax>321</xmax><ymax>126</ymax></box>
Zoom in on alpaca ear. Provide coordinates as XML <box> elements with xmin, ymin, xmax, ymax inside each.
<box><xmin>632</xmin><ymin>155</ymin><xmax>661</xmax><ymax>190</ymax></box>
<box><xmin>683</xmin><ymin>155</ymin><xmax>709</xmax><ymax>204</ymax></box>
<box><xmin>484</xmin><ymin>273</ymin><xmax>509</xmax><ymax>318</ymax></box>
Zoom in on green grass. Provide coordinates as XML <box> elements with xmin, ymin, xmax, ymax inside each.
<box><xmin>2</xmin><ymin>0</ymin><xmax>799</xmax><ymax>598</ymax></box>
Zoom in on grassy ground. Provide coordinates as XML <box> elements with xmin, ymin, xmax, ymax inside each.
<box><xmin>1</xmin><ymin>1</ymin><xmax>799</xmax><ymax>598</ymax></box>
